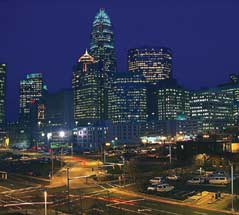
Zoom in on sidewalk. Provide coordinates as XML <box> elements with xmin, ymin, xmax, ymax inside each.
<box><xmin>112</xmin><ymin>188</ymin><xmax>239</xmax><ymax>215</ymax></box>
<box><xmin>185</xmin><ymin>191</ymin><xmax>234</xmax><ymax>211</ymax></box>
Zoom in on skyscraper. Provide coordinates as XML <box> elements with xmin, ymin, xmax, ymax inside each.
<box><xmin>157</xmin><ymin>80</ymin><xmax>190</xmax><ymax>120</ymax></box>
<box><xmin>190</xmin><ymin>88</ymin><xmax>234</xmax><ymax>133</ymax></box>
<box><xmin>128</xmin><ymin>47</ymin><xmax>172</xmax><ymax>83</ymax></box>
<box><xmin>45</xmin><ymin>89</ymin><xmax>73</xmax><ymax>129</ymax></box>
<box><xmin>108</xmin><ymin>72</ymin><xmax>147</xmax><ymax>123</ymax></box>
<box><xmin>19</xmin><ymin>73</ymin><xmax>46</xmax><ymax>124</ymax></box>
<box><xmin>73</xmin><ymin>50</ymin><xmax>107</xmax><ymax>125</ymax></box>
<box><xmin>0</xmin><ymin>64</ymin><xmax>6</xmax><ymax>127</ymax></box>
<box><xmin>90</xmin><ymin>8</ymin><xmax>117</xmax><ymax>74</ymax></box>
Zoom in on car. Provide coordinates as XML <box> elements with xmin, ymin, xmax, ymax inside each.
<box><xmin>214</xmin><ymin>171</ymin><xmax>228</xmax><ymax>176</ymax></box>
<box><xmin>209</xmin><ymin>176</ymin><xmax>230</xmax><ymax>185</ymax></box>
<box><xmin>149</xmin><ymin>177</ymin><xmax>164</xmax><ymax>184</ymax></box>
<box><xmin>156</xmin><ymin>183</ymin><xmax>174</xmax><ymax>192</ymax></box>
<box><xmin>167</xmin><ymin>175</ymin><xmax>180</xmax><ymax>180</ymax></box>
<box><xmin>187</xmin><ymin>177</ymin><xmax>205</xmax><ymax>184</ymax></box>
<box><xmin>147</xmin><ymin>185</ymin><xmax>157</xmax><ymax>191</ymax></box>
<box><xmin>138</xmin><ymin>209</ymin><xmax>152</xmax><ymax>212</ymax></box>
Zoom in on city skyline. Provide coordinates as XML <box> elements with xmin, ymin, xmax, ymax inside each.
<box><xmin>1</xmin><ymin>3</ymin><xmax>239</xmax><ymax>214</ymax></box>
<box><xmin>1</xmin><ymin>0</ymin><xmax>239</xmax><ymax>121</ymax></box>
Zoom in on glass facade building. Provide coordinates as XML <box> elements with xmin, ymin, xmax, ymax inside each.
<box><xmin>72</xmin><ymin>51</ymin><xmax>108</xmax><ymax>125</ymax></box>
<box><xmin>128</xmin><ymin>47</ymin><xmax>172</xmax><ymax>83</ymax></box>
<box><xmin>108</xmin><ymin>72</ymin><xmax>147</xmax><ymax>123</ymax></box>
<box><xmin>157</xmin><ymin>83</ymin><xmax>190</xmax><ymax>120</ymax></box>
<box><xmin>90</xmin><ymin>8</ymin><xmax>117</xmax><ymax>74</ymax></box>
<box><xmin>190</xmin><ymin>89</ymin><xmax>234</xmax><ymax>133</ymax></box>
<box><xmin>44</xmin><ymin>89</ymin><xmax>73</xmax><ymax>128</ymax></box>
<box><xmin>19</xmin><ymin>73</ymin><xmax>45</xmax><ymax>124</ymax></box>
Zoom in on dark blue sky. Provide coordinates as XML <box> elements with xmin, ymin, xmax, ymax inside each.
<box><xmin>1</xmin><ymin>0</ymin><xmax>239</xmax><ymax>122</ymax></box>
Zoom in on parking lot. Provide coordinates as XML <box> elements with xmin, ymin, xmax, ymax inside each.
<box><xmin>144</xmin><ymin>171</ymin><xmax>236</xmax><ymax>201</ymax></box>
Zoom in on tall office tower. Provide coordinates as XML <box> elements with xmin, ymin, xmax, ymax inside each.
<box><xmin>157</xmin><ymin>80</ymin><xmax>190</xmax><ymax>120</ymax></box>
<box><xmin>45</xmin><ymin>89</ymin><xmax>73</xmax><ymax>129</ymax></box>
<box><xmin>190</xmin><ymin>88</ymin><xmax>234</xmax><ymax>133</ymax></box>
<box><xmin>72</xmin><ymin>50</ymin><xmax>107</xmax><ymax>125</ymax></box>
<box><xmin>128</xmin><ymin>47</ymin><xmax>172</xmax><ymax>83</ymax></box>
<box><xmin>0</xmin><ymin>64</ymin><xmax>6</xmax><ymax>127</ymax></box>
<box><xmin>108</xmin><ymin>72</ymin><xmax>147</xmax><ymax>123</ymax></box>
<box><xmin>19</xmin><ymin>73</ymin><xmax>46</xmax><ymax>124</ymax></box>
<box><xmin>90</xmin><ymin>8</ymin><xmax>117</xmax><ymax>74</ymax></box>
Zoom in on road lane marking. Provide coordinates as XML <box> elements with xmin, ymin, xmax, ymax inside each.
<box><xmin>153</xmin><ymin>209</ymin><xmax>181</xmax><ymax>215</ymax></box>
<box><xmin>193</xmin><ymin>211</ymin><xmax>208</xmax><ymax>215</ymax></box>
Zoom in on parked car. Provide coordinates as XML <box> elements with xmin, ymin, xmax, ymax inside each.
<box><xmin>209</xmin><ymin>176</ymin><xmax>230</xmax><ymax>185</ymax></box>
<box><xmin>156</xmin><ymin>183</ymin><xmax>174</xmax><ymax>192</ymax></box>
<box><xmin>187</xmin><ymin>177</ymin><xmax>205</xmax><ymax>184</ymax></box>
<box><xmin>147</xmin><ymin>185</ymin><xmax>157</xmax><ymax>191</ymax></box>
<box><xmin>149</xmin><ymin>177</ymin><xmax>164</xmax><ymax>184</ymax></box>
<box><xmin>167</xmin><ymin>175</ymin><xmax>180</xmax><ymax>181</ymax></box>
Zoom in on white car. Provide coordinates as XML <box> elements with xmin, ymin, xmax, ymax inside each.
<box><xmin>149</xmin><ymin>177</ymin><xmax>163</xmax><ymax>184</ymax></box>
<box><xmin>167</xmin><ymin>175</ymin><xmax>180</xmax><ymax>180</ymax></box>
<box><xmin>209</xmin><ymin>176</ymin><xmax>230</xmax><ymax>185</ymax></box>
<box><xmin>147</xmin><ymin>185</ymin><xmax>157</xmax><ymax>191</ymax></box>
<box><xmin>187</xmin><ymin>177</ymin><xmax>205</xmax><ymax>184</ymax></box>
<box><xmin>156</xmin><ymin>183</ymin><xmax>174</xmax><ymax>192</ymax></box>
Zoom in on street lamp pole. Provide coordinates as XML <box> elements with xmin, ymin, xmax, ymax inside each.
<box><xmin>71</xmin><ymin>142</ymin><xmax>73</xmax><ymax>157</ymax></box>
<box><xmin>51</xmin><ymin>149</ymin><xmax>54</xmax><ymax>179</ymax></box>
<box><xmin>230</xmin><ymin>163</ymin><xmax>234</xmax><ymax>212</ymax></box>
<box><xmin>44</xmin><ymin>190</ymin><xmax>47</xmax><ymax>215</ymax></box>
<box><xmin>122</xmin><ymin>156</ymin><xmax>126</xmax><ymax>187</ymax></box>
<box><xmin>47</xmin><ymin>133</ymin><xmax>53</xmax><ymax>179</ymax></box>
<box><xmin>103</xmin><ymin>147</ymin><xmax>106</xmax><ymax>163</ymax></box>
<box><xmin>59</xmin><ymin>131</ymin><xmax>65</xmax><ymax>167</ymax></box>
<box><xmin>101</xmin><ymin>144</ymin><xmax>105</xmax><ymax>163</ymax></box>
<box><xmin>46</xmin><ymin>132</ymin><xmax>54</xmax><ymax>180</ymax></box>
<box><xmin>169</xmin><ymin>144</ymin><xmax>172</xmax><ymax>165</ymax></box>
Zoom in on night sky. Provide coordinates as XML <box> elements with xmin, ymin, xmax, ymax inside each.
<box><xmin>1</xmin><ymin>0</ymin><xmax>239</xmax><ymax>122</ymax></box>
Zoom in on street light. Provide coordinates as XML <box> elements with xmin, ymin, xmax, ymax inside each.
<box><xmin>59</xmin><ymin>131</ymin><xmax>65</xmax><ymax>167</ymax></box>
<box><xmin>59</xmin><ymin>131</ymin><xmax>65</xmax><ymax>138</ymax></box>
<box><xmin>161</xmin><ymin>136</ymin><xmax>166</xmax><ymax>145</ymax></box>
<box><xmin>47</xmin><ymin>132</ymin><xmax>52</xmax><ymax>140</ymax></box>
<box><xmin>105</xmin><ymin>142</ymin><xmax>111</xmax><ymax>147</ymax></box>
<box><xmin>102</xmin><ymin>142</ymin><xmax>111</xmax><ymax>163</ymax></box>
<box><xmin>44</xmin><ymin>190</ymin><xmax>47</xmax><ymax>215</ymax></box>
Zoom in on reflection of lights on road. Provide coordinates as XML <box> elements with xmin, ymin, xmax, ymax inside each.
<box><xmin>3</xmin><ymin>202</ymin><xmax>53</xmax><ymax>207</ymax></box>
